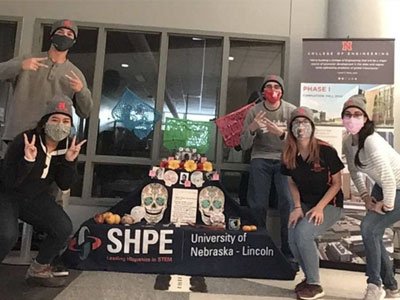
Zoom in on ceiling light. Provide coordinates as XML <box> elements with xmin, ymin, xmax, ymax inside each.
<box><xmin>192</xmin><ymin>37</ymin><xmax>203</xmax><ymax>41</ymax></box>
<box><xmin>121</xmin><ymin>63</ymin><xmax>129</xmax><ymax>68</ymax></box>
<box><xmin>229</xmin><ymin>56</ymin><xmax>234</xmax><ymax>61</ymax></box>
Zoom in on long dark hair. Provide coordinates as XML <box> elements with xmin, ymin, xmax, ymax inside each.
<box><xmin>355</xmin><ymin>119</ymin><xmax>375</xmax><ymax>168</ymax></box>
<box><xmin>34</xmin><ymin>115</ymin><xmax>50</xmax><ymax>136</ymax></box>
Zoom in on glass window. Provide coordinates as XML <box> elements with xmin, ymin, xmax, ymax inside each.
<box><xmin>92</xmin><ymin>164</ymin><xmax>150</xmax><ymax>198</ymax></box>
<box><xmin>97</xmin><ymin>30</ymin><xmax>161</xmax><ymax>158</ymax></box>
<box><xmin>42</xmin><ymin>25</ymin><xmax>98</xmax><ymax>151</ymax></box>
<box><xmin>0</xmin><ymin>20</ymin><xmax>17</xmax><ymax>63</ymax></box>
<box><xmin>160</xmin><ymin>35</ymin><xmax>222</xmax><ymax>161</ymax></box>
<box><xmin>0</xmin><ymin>20</ymin><xmax>18</xmax><ymax>150</ymax></box>
<box><xmin>224</xmin><ymin>39</ymin><xmax>284</xmax><ymax>163</ymax></box>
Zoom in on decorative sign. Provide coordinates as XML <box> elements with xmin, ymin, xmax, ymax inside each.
<box><xmin>303</xmin><ymin>39</ymin><xmax>394</xmax><ymax>84</ymax></box>
<box><xmin>163</xmin><ymin>118</ymin><xmax>212</xmax><ymax>154</ymax></box>
<box><xmin>215</xmin><ymin>102</ymin><xmax>255</xmax><ymax>148</ymax></box>
<box><xmin>170</xmin><ymin>188</ymin><xmax>198</xmax><ymax>224</ymax></box>
<box><xmin>301</xmin><ymin>38</ymin><xmax>395</xmax><ymax>270</ymax></box>
<box><xmin>64</xmin><ymin>225</ymin><xmax>296</xmax><ymax>279</ymax></box>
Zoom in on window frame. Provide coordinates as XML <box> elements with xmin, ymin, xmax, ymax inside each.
<box><xmin>0</xmin><ymin>16</ymin><xmax>22</xmax><ymax>157</ymax></box>
<box><xmin>31</xmin><ymin>18</ymin><xmax>289</xmax><ymax>206</ymax></box>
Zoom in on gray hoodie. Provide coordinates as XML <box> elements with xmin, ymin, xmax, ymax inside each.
<box><xmin>0</xmin><ymin>52</ymin><xmax>93</xmax><ymax>141</ymax></box>
<box><xmin>240</xmin><ymin>99</ymin><xmax>296</xmax><ymax>160</ymax></box>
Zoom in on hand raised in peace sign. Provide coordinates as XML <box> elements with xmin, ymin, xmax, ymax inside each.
<box><xmin>65</xmin><ymin>70</ymin><xmax>83</xmax><ymax>92</ymax></box>
<box><xmin>65</xmin><ymin>136</ymin><xmax>87</xmax><ymax>162</ymax></box>
<box><xmin>23</xmin><ymin>133</ymin><xmax>37</xmax><ymax>161</ymax></box>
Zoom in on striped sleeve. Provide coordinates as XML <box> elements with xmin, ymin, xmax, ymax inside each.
<box><xmin>363</xmin><ymin>137</ymin><xmax>396</xmax><ymax>211</ymax></box>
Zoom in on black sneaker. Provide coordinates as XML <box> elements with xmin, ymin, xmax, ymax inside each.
<box><xmin>297</xmin><ymin>283</ymin><xmax>325</xmax><ymax>300</ymax></box>
<box><xmin>294</xmin><ymin>278</ymin><xmax>308</xmax><ymax>293</ymax></box>
<box><xmin>51</xmin><ymin>264</ymin><xmax>69</xmax><ymax>277</ymax></box>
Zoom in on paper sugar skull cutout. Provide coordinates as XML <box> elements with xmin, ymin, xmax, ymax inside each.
<box><xmin>141</xmin><ymin>183</ymin><xmax>168</xmax><ymax>224</ymax></box>
<box><xmin>190</xmin><ymin>171</ymin><xmax>204</xmax><ymax>188</ymax></box>
<box><xmin>130</xmin><ymin>206</ymin><xmax>145</xmax><ymax>223</ymax></box>
<box><xmin>163</xmin><ymin>170</ymin><xmax>178</xmax><ymax>187</ymax></box>
<box><xmin>198</xmin><ymin>186</ymin><xmax>225</xmax><ymax>225</ymax></box>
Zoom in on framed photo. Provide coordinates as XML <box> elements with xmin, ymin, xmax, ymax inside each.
<box><xmin>152</xmin><ymin>167</ymin><xmax>165</xmax><ymax>180</ymax></box>
<box><xmin>179</xmin><ymin>172</ymin><xmax>189</xmax><ymax>185</ymax></box>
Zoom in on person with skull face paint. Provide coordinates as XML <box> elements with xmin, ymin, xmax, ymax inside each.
<box><xmin>0</xmin><ymin>19</ymin><xmax>93</xmax><ymax>142</ymax></box>
<box><xmin>0</xmin><ymin>95</ymin><xmax>86</xmax><ymax>287</ymax></box>
<box><xmin>342</xmin><ymin>95</ymin><xmax>400</xmax><ymax>300</ymax></box>
<box><xmin>281</xmin><ymin>106</ymin><xmax>344</xmax><ymax>300</ymax></box>
<box><xmin>240</xmin><ymin>75</ymin><xmax>296</xmax><ymax>260</ymax></box>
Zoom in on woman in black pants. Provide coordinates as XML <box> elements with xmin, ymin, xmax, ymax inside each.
<box><xmin>0</xmin><ymin>95</ymin><xmax>86</xmax><ymax>287</ymax></box>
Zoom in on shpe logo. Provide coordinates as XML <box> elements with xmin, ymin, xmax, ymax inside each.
<box><xmin>69</xmin><ymin>226</ymin><xmax>102</xmax><ymax>260</ymax></box>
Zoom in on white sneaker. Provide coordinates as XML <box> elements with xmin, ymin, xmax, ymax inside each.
<box><xmin>364</xmin><ymin>283</ymin><xmax>386</xmax><ymax>300</ymax></box>
<box><xmin>385</xmin><ymin>288</ymin><xmax>400</xmax><ymax>299</ymax></box>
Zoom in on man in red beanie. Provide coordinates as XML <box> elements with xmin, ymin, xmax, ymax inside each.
<box><xmin>241</xmin><ymin>74</ymin><xmax>296</xmax><ymax>262</ymax></box>
<box><xmin>0</xmin><ymin>19</ymin><xmax>93</xmax><ymax>142</ymax></box>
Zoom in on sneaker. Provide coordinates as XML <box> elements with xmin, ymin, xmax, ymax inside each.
<box><xmin>51</xmin><ymin>264</ymin><xmax>69</xmax><ymax>277</ymax></box>
<box><xmin>295</xmin><ymin>278</ymin><xmax>308</xmax><ymax>293</ymax></box>
<box><xmin>385</xmin><ymin>288</ymin><xmax>400</xmax><ymax>299</ymax></box>
<box><xmin>363</xmin><ymin>283</ymin><xmax>386</xmax><ymax>300</ymax></box>
<box><xmin>297</xmin><ymin>283</ymin><xmax>325</xmax><ymax>300</ymax></box>
<box><xmin>25</xmin><ymin>261</ymin><xmax>66</xmax><ymax>287</ymax></box>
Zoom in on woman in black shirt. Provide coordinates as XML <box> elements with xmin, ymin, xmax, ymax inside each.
<box><xmin>281</xmin><ymin>106</ymin><xmax>344</xmax><ymax>300</ymax></box>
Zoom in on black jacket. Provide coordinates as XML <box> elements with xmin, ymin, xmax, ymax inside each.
<box><xmin>2</xmin><ymin>129</ymin><xmax>77</xmax><ymax>199</ymax></box>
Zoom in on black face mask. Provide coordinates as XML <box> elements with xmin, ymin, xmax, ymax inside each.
<box><xmin>51</xmin><ymin>34</ymin><xmax>75</xmax><ymax>52</ymax></box>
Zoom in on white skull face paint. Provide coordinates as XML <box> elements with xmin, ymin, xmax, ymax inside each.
<box><xmin>291</xmin><ymin>118</ymin><xmax>313</xmax><ymax>139</ymax></box>
<box><xmin>141</xmin><ymin>183</ymin><xmax>168</xmax><ymax>224</ymax></box>
<box><xmin>198</xmin><ymin>186</ymin><xmax>225</xmax><ymax>225</ymax></box>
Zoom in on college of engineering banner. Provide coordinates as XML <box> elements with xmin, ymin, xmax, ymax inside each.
<box><xmin>301</xmin><ymin>38</ymin><xmax>395</xmax><ymax>270</ymax></box>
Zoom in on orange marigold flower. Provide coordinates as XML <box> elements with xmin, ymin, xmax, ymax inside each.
<box><xmin>184</xmin><ymin>160</ymin><xmax>197</xmax><ymax>172</ymax></box>
<box><xmin>203</xmin><ymin>161</ymin><xmax>213</xmax><ymax>172</ymax></box>
<box><xmin>168</xmin><ymin>160</ymin><xmax>180</xmax><ymax>170</ymax></box>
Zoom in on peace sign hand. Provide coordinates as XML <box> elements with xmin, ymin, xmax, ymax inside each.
<box><xmin>21</xmin><ymin>57</ymin><xmax>49</xmax><ymax>71</ymax></box>
<box><xmin>65</xmin><ymin>136</ymin><xmax>87</xmax><ymax>162</ymax></box>
<box><xmin>23</xmin><ymin>133</ymin><xmax>37</xmax><ymax>161</ymax></box>
<box><xmin>65</xmin><ymin>70</ymin><xmax>83</xmax><ymax>92</ymax></box>
<box><xmin>249</xmin><ymin>111</ymin><xmax>268</xmax><ymax>133</ymax></box>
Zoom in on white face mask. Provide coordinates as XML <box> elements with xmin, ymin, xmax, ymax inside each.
<box><xmin>291</xmin><ymin>120</ymin><xmax>313</xmax><ymax>139</ymax></box>
<box><xmin>44</xmin><ymin>123</ymin><xmax>71</xmax><ymax>141</ymax></box>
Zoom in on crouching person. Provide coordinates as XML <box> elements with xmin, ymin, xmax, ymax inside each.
<box><xmin>0</xmin><ymin>95</ymin><xmax>86</xmax><ymax>287</ymax></box>
<box><xmin>281</xmin><ymin>107</ymin><xmax>344</xmax><ymax>299</ymax></box>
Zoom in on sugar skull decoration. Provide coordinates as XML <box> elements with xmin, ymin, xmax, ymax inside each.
<box><xmin>163</xmin><ymin>170</ymin><xmax>178</xmax><ymax>187</ymax></box>
<box><xmin>198</xmin><ymin>186</ymin><xmax>225</xmax><ymax>225</ymax></box>
<box><xmin>190</xmin><ymin>171</ymin><xmax>204</xmax><ymax>188</ymax></box>
<box><xmin>141</xmin><ymin>183</ymin><xmax>168</xmax><ymax>224</ymax></box>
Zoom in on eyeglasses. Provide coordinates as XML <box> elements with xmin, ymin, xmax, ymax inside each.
<box><xmin>343</xmin><ymin>112</ymin><xmax>364</xmax><ymax>119</ymax></box>
<box><xmin>264</xmin><ymin>83</ymin><xmax>281</xmax><ymax>90</ymax></box>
